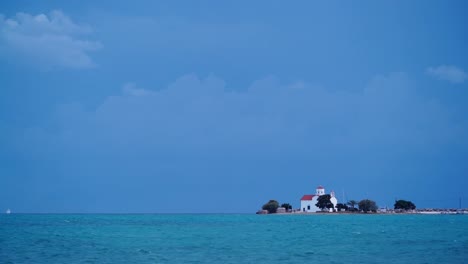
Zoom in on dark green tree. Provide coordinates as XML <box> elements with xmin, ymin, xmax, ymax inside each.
<box><xmin>336</xmin><ymin>203</ymin><xmax>349</xmax><ymax>212</ymax></box>
<box><xmin>358</xmin><ymin>199</ymin><xmax>378</xmax><ymax>213</ymax></box>
<box><xmin>315</xmin><ymin>194</ymin><xmax>334</xmax><ymax>211</ymax></box>
<box><xmin>347</xmin><ymin>200</ymin><xmax>358</xmax><ymax>209</ymax></box>
<box><xmin>262</xmin><ymin>200</ymin><xmax>279</xmax><ymax>214</ymax></box>
<box><xmin>394</xmin><ymin>200</ymin><xmax>416</xmax><ymax>210</ymax></box>
<box><xmin>281</xmin><ymin>203</ymin><xmax>292</xmax><ymax>211</ymax></box>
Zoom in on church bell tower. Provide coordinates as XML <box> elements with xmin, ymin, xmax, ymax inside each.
<box><xmin>316</xmin><ymin>185</ymin><xmax>325</xmax><ymax>196</ymax></box>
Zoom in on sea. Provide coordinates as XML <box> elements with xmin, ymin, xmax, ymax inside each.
<box><xmin>1</xmin><ymin>214</ymin><xmax>467</xmax><ymax>264</ymax></box>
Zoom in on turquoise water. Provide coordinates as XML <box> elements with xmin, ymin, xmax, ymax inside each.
<box><xmin>1</xmin><ymin>214</ymin><xmax>467</xmax><ymax>263</ymax></box>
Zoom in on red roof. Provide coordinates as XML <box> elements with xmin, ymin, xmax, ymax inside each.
<box><xmin>301</xmin><ymin>195</ymin><xmax>315</xmax><ymax>201</ymax></box>
<box><xmin>317</xmin><ymin>185</ymin><xmax>324</xmax><ymax>189</ymax></box>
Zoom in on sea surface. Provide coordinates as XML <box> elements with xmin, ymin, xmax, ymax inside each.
<box><xmin>1</xmin><ymin>214</ymin><xmax>467</xmax><ymax>263</ymax></box>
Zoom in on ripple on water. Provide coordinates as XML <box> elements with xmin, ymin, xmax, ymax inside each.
<box><xmin>1</xmin><ymin>214</ymin><xmax>467</xmax><ymax>264</ymax></box>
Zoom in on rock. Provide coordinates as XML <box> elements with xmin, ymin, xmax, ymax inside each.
<box><xmin>256</xmin><ymin>210</ymin><xmax>269</xmax><ymax>214</ymax></box>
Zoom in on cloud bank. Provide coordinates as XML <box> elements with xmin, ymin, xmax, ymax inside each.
<box><xmin>427</xmin><ymin>65</ymin><xmax>467</xmax><ymax>84</ymax></box>
<box><xmin>21</xmin><ymin>73</ymin><xmax>465</xmax><ymax>158</ymax></box>
<box><xmin>0</xmin><ymin>10</ymin><xmax>101</xmax><ymax>69</ymax></box>
<box><xmin>5</xmin><ymin>73</ymin><xmax>468</xmax><ymax>212</ymax></box>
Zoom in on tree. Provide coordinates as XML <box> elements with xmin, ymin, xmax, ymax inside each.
<box><xmin>315</xmin><ymin>194</ymin><xmax>334</xmax><ymax>211</ymax></box>
<box><xmin>358</xmin><ymin>199</ymin><xmax>378</xmax><ymax>213</ymax></box>
<box><xmin>281</xmin><ymin>203</ymin><xmax>292</xmax><ymax>211</ymax></box>
<box><xmin>262</xmin><ymin>200</ymin><xmax>279</xmax><ymax>214</ymax></box>
<box><xmin>394</xmin><ymin>200</ymin><xmax>416</xmax><ymax>210</ymax></box>
<box><xmin>347</xmin><ymin>200</ymin><xmax>358</xmax><ymax>210</ymax></box>
<box><xmin>336</xmin><ymin>203</ymin><xmax>349</xmax><ymax>212</ymax></box>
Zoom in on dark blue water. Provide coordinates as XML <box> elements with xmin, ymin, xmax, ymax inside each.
<box><xmin>1</xmin><ymin>214</ymin><xmax>467</xmax><ymax>263</ymax></box>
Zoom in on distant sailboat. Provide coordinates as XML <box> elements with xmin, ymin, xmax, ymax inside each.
<box><xmin>6</xmin><ymin>209</ymin><xmax>11</xmax><ymax>214</ymax></box>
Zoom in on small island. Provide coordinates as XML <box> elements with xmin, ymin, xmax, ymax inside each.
<box><xmin>257</xmin><ymin>184</ymin><xmax>467</xmax><ymax>215</ymax></box>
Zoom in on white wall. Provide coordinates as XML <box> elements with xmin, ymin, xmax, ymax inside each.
<box><xmin>301</xmin><ymin>196</ymin><xmax>339</xmax><ymax>212</ymax></box>
<box><xmin>331</xmin><ymin>197</ymin><xmax>338</xmax><ymax>209</ymax></box>
<box><xmin>300</xmin><ymin>197</ymin><xmax>320</xmax><ymax>212</ymax></box>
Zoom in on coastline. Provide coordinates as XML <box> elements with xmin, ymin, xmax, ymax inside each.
<box><xmin>258</xmin><ymin>209</ymin><xmax>468</xmax><ymax>215</ymax></box>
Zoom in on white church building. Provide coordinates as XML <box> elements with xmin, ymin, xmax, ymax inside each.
<box><xmin>300</xmin><ymin>185</ymin><xmax>338</xmax><ymax>212</ymax></box>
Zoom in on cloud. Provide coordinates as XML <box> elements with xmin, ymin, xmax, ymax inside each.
<box><xmin>0</xmin><ymin>10</ymin><xmax>102</xmax><ymax>69</ymax></box>
<box><xmin>17</xmin><ymin>73</ymin><xmax>465</xmax><ymax>159</ymax></box>
<box><xmin>122</xmin><ymin>83</ymin><xmax>156</xmax><ymax>96</ymax></box>
<box><xmin>426</xmin><ymin>65</ymin><xmax>467</xmax><ymax>84</ymax></box>
<box><xmin>6</xmin><ymin>73</ymin><xmax>468</xmax><ymax>212</ymax></box>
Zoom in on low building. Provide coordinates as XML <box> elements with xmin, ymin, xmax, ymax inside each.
<box><xmin>300</xmin><ymin>185</ymin><xmax>338</xmax><ymax>212</ymax></box>
<box><xmin>276</xmin><ymin>207</ymin><xmax>286</xmax><ymax>213</ymax></box>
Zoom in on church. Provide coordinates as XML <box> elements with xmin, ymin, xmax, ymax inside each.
<box><xmin>300</xmin><ymin>185</ymin><xmax>338</xmax><ymax>212</ymax></box>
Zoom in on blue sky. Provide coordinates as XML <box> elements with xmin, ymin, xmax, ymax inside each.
<box><xmin>1</xmin><ymin>0</ymin><xmax>467</xmax><ymax>213</ymax></box>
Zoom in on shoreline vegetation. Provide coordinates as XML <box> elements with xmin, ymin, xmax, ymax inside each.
<box><xmin>257</xmin><ymin>198</ymin><xmax>468</xmax><ymax>215</ymax></box>
<box><xmin>258</xmin><ymin>209</ymin><xmax>468</xmax><ymax>215</ymax></box>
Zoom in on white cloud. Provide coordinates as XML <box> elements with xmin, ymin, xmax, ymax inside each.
<box><xmin>122</xmin><ymin>83</ymin><xmax>156</xmax><ymax>96</ymax></box>
<box><xmin>0</xmin><ymin>10</ymin><xmax>101</xmax><ymax>69</ymax></box>
<box><xmin>426</xmin><ymin>65</ymin><xmax>467</xmax><ymax>84</ymax></box>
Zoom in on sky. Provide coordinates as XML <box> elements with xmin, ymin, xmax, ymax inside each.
<box><xmin>0</xmin><ymin>0</ymin><xmax>467</xmax><ymax>213</ymax></box>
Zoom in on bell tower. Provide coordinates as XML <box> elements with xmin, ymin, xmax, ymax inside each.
<box><xmin>316</xmin><ymin>185</ymin><xmax>325</xmax><ymax>196</ymax></box>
